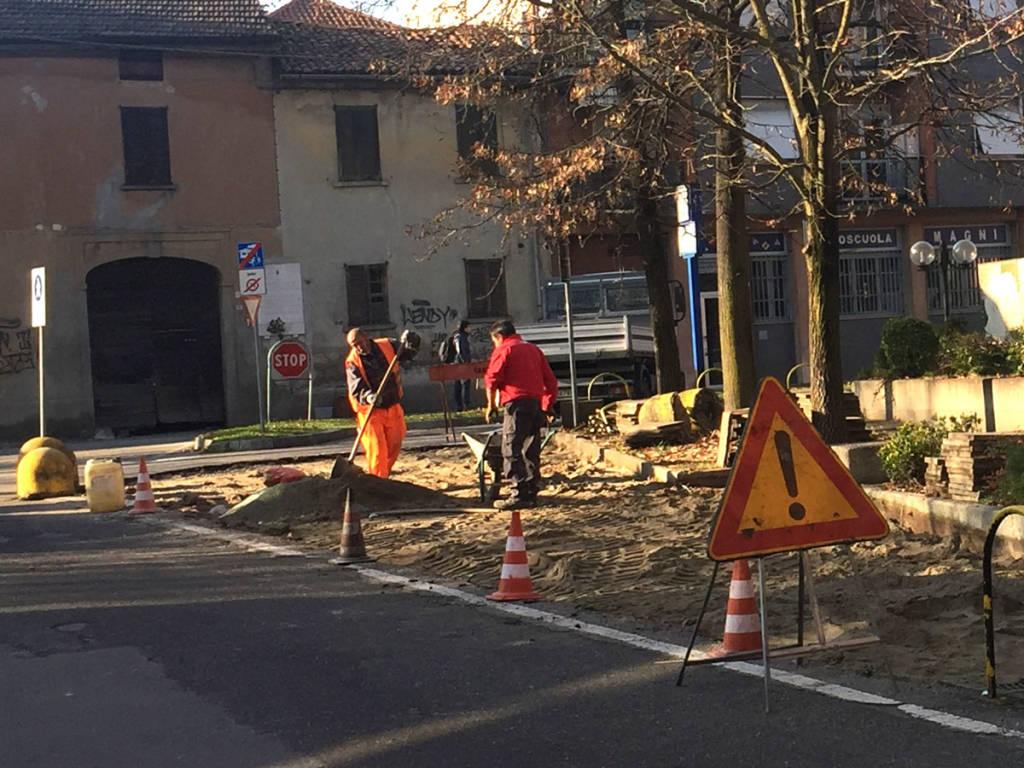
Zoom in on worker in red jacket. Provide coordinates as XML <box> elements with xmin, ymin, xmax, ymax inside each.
<box><xmin>345</xmin><ymin>327</ymin><xmax>420</xmax><ymax>478</ymax></box>
<box><xmin>483</xmin><ymin>319</ymin><xmax>559</xmax><ymax>509</ymax></box>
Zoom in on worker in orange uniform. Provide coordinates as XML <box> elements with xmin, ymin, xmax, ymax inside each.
<box><xmin>484</xmin><ymin>319</ymin><xmax>559</xmax><ymax>509</ymax></box>
<box><xmin>345</xmin><ymin>327</ymin><xmax>421</xmax><ymax>478</ymax></box>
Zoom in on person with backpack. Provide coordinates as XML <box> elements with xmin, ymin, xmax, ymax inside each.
<box><xmin>438</xmin><ymin>319</ymin><xmax>473</xmax><ymax>411</ymax></box>
<box><xmin>453</xmin><ymin>319</ymin><xmax>472</xmax><ymax>411</ymax></box>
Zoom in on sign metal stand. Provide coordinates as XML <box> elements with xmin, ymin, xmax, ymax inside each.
<box><xmin>30</xmin><ymin>267</ymin><xmax>46</xmax><ymax>436</ymax></box>
<box><xmin>265</xmin><ymin>338</ymin><xmax>313</xmax><ymax>422</ymax></box>
<box><xmin>676</xmin><ymin>377</ymin><xmax>891</xmax><ymax>711</ymax></box>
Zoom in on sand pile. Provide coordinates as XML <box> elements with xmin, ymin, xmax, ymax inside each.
<box><xmin>158</xmin><ymin>445</ymin><xmax>1024</xmax><ymax>690</ymax></box>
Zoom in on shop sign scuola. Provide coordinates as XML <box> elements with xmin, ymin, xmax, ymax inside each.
<box><xmin>838</xmin><ymin>229</ymin><xmax>899</xmax><ymax>250</ymax></box>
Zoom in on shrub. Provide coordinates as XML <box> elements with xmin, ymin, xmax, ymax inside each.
<box><xmin>1004</xmin><ymin>329</ymin><xmax>1024</xmax><ymax>376</ymax></box>
<box><xmin>876</xmin><ymin>317</ymin><xmax>939</xmax><ymax>378</ymax></box>
<box><xmin>988</xmin><ymin>440</ymin><xmax>1024</xmax><ymax>505</ymax></box>
<box><xmin>878</xmin><ymin>419</ymin><xmax>948</xmax><ymax>484</ymax></box>
<box><xmin>937</xmin><ymin>328</ymin><xmax>1011</xmax><ymax>376</ymax></box>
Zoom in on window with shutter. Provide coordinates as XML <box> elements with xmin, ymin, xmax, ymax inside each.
<box><xmin>335</xmin><ymin>106</ymin><xmax>382</xmax><ymax>182</ymax></box>
<box><xmin>455</xmin><ymin>104</ymin><xmax>498</xmax><ymax>176</ymax></box>
<box><xmin>120</xmin><ymin>106</ymin><xmax>172</xmax><ymax>187</ymax></box>
<box><xmin>119</xmin><ymin>50</ymin><xmax>163</xmax><ymax>81</ymax></box>
<box><xmin>346</xmin><ymin>263</ymin><xmax>389</xmax><ymax>325</ymax></box>
<box><xmin>465</xmin><ymin>259</ymin><xmax>507</xmax><ymax>318</ymax></box>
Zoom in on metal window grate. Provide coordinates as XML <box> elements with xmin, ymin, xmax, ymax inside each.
<box><xmin>840</xmin><ymin>251</ymin><xmax>904</xmax><ymax>316</ymax></box>
<box><xmin>751</xmin><ymin>254</ymin><xmax>790</xmax><ymax>321</ymax></box>
<box><xmin>926</xmin><ymin>244</ymin><xmax>1013</xmax><ymax>313</ymax></box>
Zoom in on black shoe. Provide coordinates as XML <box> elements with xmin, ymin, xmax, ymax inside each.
<box><xmin>492</xmin><ymin>497</ymin><xmax>536</xmax><ymax>510</ymax></box>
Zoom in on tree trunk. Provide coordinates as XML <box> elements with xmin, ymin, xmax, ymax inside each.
<box><xmin>799</xmin><ymin>0</ymin><xmax>847</xmax><ymax>443</ymax></box>
<box><xmin>638</xmin><ymin>196</ymin><xmax>684</xmax><ymax>393</ymax></box>
<box><xmin>713</xmin><ymin>4</ymin><xmax>758</xmax><ymax>410</ymax></box>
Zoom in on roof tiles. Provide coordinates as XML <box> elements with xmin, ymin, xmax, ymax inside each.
<box><xmin>0</xmin><ymin>0</ymin><xmax>272</xmax><ymax>42</ymax></box>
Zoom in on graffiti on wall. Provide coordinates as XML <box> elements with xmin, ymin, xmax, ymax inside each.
<box><xmin>0</xmin><ymin>318</ymin><xmax>34</xmax><ymax>375</ymax></box>
<box><xmin>400</xmin><ymin>299</ymin><xmax>459</xmax><ymax>328</ymax></box>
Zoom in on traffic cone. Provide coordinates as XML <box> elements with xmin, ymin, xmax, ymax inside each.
<box><xmin>131</xmin><ymin>456</ymin><xmax>158</xmax><ymax>514</ymax></box>
<box><xmin>487</xmin><ymin>510</ymin><xmax>541</xmax><ymax>602</ymax></box>
<box><xmin>330</xmin><ymin>489</ymin><xmax>375</xmax><ymax>565</ymax></box>
<box><xmin>711</xmin><ymin>558</ymin><xmax>762</xmax><ymax>655</ymax></box>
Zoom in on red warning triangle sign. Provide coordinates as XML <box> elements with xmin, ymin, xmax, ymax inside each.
<box><xmin>707</xmin><ymin>377</ymin><xmax>889</xmax><ymax>561</ymax></box>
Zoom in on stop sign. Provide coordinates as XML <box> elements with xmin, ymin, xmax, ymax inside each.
<box><xmin>271</xmin><ymin>341</ymin><xmax>310</xmax><ymax>379</ymax></box>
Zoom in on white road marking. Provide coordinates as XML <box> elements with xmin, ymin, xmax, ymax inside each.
<box><xmin>164</xmin><ymin>519</ymin><xmax>1024</xmax><ymax>742</ymax></box>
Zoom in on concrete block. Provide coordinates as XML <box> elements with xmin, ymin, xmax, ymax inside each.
<box><xmin>651</xmin><ymin>464</ymin><xmax>676</xmax><ymax>484</ymax></box>
<box><xmin>866</xmin><ymin>487</ymin><xmax>1024</xmax><ymax>559</ymax></box>
<box><xmin>831</xmin><ymin>442</ymin><xmax>886</xmax><ymax>485</ymax></box>
<box><xmin>890</xmin><ymin>377</ymin><xmax>987</xmax><ymax>425</ymax></box>
<box><xmin>552</xmin><ymin>432</ymin><xmax>603</xmax><ymax>463</ymax></box>
<box><xmin>849</xmin><ymin>379</ymin><xmax>890</xmax><ymax>422</ymax></box>
<box><xmin>603</xmin><ymin>448</ymin><xmax>652</xmax><ymax>479</ymax></box>
<box><xmin>989</xmin><ymin>377</ymin><xmax>1024</xmax><ymax>431</ymax></box>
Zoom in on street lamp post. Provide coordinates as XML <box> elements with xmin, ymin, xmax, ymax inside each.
<box><xmin>908</xmin><ymin>238</ymin><xmax>979</xmax><ymax>324</ymax></box>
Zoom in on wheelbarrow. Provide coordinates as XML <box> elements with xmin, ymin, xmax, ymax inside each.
<box><xmin>462</xmin><ymin>428</ymin><xmax>558</xmax><ymax>503</ymax></box>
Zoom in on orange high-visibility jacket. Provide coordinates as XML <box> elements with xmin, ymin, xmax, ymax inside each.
<box><xmin>345</xmin><ymin>338</ymin><xmax>402</xmax><ymax>415</ymax></box>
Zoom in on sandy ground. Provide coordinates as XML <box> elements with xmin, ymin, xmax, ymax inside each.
<box><xmin>153</xmin><ymin>442</ymin><xmax>1024</xmax><ymax>693</ymax></box>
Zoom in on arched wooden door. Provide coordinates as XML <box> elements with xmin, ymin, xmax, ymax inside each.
<box><xmin>87</xmin><ymin>258</ymin><xmax>225</xmax><ymax>433</ymax></box>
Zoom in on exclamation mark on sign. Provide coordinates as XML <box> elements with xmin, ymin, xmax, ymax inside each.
<box><xmin>773</xmin><ymin>430</ymin><xmax>806</xmax><ymax>521</ymax></box>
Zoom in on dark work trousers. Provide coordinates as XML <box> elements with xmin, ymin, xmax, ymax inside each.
<box><xmin>502</xmin><ymin>397</ymin><xmax>545</xmax><ymax>501</ymax></box>
<box><xmin>453</xmin><ymin>379</ymin><xmax>472</xmax><ymax>411</ymax></box>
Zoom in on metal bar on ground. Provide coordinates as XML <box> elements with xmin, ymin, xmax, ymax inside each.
<box><xmin>682</xmin><ymin>636</ymin><xmax>881</xmax><ymax>666</ymax></box>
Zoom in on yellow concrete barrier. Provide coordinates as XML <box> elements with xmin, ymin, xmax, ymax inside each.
<box><xmin>16</xmin><ymin>446</ymin><xmax>77</xmax><ymax>500</ymax></box>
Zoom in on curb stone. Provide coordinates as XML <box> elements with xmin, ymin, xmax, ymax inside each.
<box><xmin>198</xmin><ymin>429</ymin><xmax>352</xmax><ymax>454</ymax></box>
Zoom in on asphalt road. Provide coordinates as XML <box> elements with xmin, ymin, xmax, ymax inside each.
<box><xmin>1</xmin><ymin>503</ymin><xmax>1023</xmax><ymax>767</ymax></box>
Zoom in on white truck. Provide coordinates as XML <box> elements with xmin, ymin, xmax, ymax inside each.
<box><xmin>516</xmin><ymin>270</ymin><xmax>685</xmax><ymax>407</ymax></box>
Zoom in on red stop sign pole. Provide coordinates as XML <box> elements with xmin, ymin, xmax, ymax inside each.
<box><xmin>266</xmin><ymin>339</ymin><xmax>313</xmax><ymax>420</ymax></box>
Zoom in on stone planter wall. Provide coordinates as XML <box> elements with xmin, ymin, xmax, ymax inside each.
<box><xmin>850</xmin><ymin>375</ymin><xmax>1024</xmax><ymax>431</ymax></box>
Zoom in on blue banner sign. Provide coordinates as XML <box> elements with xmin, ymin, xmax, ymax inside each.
<box><xmin>705</xmin><ymin>232</ymin><xmax>786</xmax><ymax>254</ymax></box>
<box><xmin>750</xmin><ymin>232</ymin><xmax>786</xmax><ymax>253</ymax></box>
<box><xmin>922</xmin><ymin>225</ymin><xmax>1008</xmax><ymax>246</ymax></box>
<box><xmin>838</xmin><ymin>229</ymin><xmax>899</xmax><ymax>250</ymax></box>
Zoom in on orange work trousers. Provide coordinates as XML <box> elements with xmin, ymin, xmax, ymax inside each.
<box><xmin>356</xmin><ymin>403</ymin><xmax>407</xmax><ymax>478</ymax></box>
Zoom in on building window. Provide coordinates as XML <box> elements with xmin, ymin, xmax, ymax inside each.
<box><xmin>346</xmin><ymin>263</ymin><xmax>389</xmax><ymax>325</ymax></box>
<box><xmin>118</xmin><ymin>50</ymin><xmax>163</xmax><ymax>81</ymax></box>
<box><xmin>465</xmin><ymin>259</ymin><xmax>507</xmax><ymax>318</ymax></box>
<box><xmin>120</xmin><ymin>106</ymin><xmax>171</xmax><ymax>187</ymax></box>
<box><xmin>335</xmin><ymin>106</ymin><xmax>381</xmax><ymax>182</ymax></box>
<box><xmin>975</xmin><ymin>102</ymin><xmax>1024</xmax><ymax>156</ymax></box>
<box><xmin>751</xmin><ymin>253</ymin><xmax>790</xmax><ymax>322</ymax></box>
<box><xmin>744</xmin><ymin>100</ymin><xmax>798</xmax><ymax>160</ymax></box>
<box><xmin>839</xmin><ymin>252</ymin><xmax>904</xmax><ymax>316</ymax></box>
<box><xmin>455</xmin><ymin>104</ymin><xmax>498</xmax><ymax>175</ymax></box>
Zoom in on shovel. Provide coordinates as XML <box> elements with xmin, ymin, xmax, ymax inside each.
<box><xmin>331</xmin><ymin>338</ymin><xmax>406</xmax><ymax>478</ymax></box>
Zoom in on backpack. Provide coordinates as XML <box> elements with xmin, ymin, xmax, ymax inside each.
<box><xmin>438</xmin><ymin>334</ymin><xmax>457</xmax><ymax>364</ymax></box>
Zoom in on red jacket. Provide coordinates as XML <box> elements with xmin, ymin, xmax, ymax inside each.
<box><xmin>484</xmin><ymin>334</ymin><xmax>559</xmax><ymax>411</ymax></box>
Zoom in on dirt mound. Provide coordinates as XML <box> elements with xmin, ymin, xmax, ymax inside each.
<box><xmin>220</xmin><ymin>469</ymin><xmax>459</xmax><ymax>534</ymax></box>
